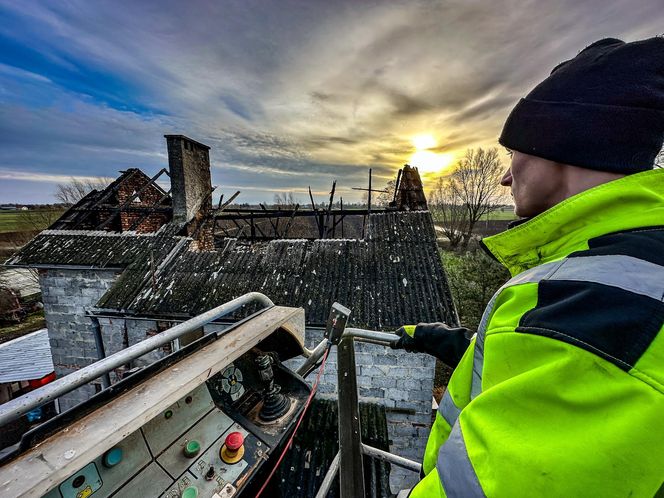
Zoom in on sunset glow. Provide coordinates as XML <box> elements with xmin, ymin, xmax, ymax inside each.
<box><xmin>412</xmin><ymin>134</ymin><xmax>437</xmax><ymax>151</ymax></box>
<box><xmin>1</xmin><ymin>2</ymin><xmax>661</xmax><ymax>203</ymax></box>
<box><xmin>410</xmin><ymin>135</ymin><xmax>455</xmax><ymax>173</ymax></box>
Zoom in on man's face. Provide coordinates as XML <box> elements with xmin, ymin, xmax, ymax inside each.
<box><xmin>500</xmin><ymin>151</ymin><xmax>566</xmax><ymax>218</ymax></box>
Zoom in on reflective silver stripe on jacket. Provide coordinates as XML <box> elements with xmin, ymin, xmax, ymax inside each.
<box><xmin>470</xmin><ymin>259</ymin><xmax>564</xmax><ymax>399</ymax></box>
<box><xmin>469</xmin><ymin>254</ymin><xmax>664</xmax><ymax>400</ymax></box>
<box><xmin>437</xmin><ymin>253</ymin><xmax>664</xmax><ymax>495</ymax></box>
<box><xmin>547</xmin><ymin>255</ymin><xmax>664</xmax><ymax>302</ymax></box>
<box><xmin>438</xmin><ymin>390</ymin><xmax>461</xmax><ymax>427</ymax></box>
<box><xmin>437</xmin><ymin>422</ymin><xmax>486</xmax><ymax>498</ymax></box>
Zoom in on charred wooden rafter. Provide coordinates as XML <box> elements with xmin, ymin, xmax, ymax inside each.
<box><xmin>96</xmin><ymin>169</ymin><xmax>170</xmax><ymax>230</ymax></box>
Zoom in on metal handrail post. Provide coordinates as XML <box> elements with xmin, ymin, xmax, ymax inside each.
<box><xmin>337</xmin><ymin>335</ymin><xmax>366</xmax><ymax>498</ymax></box>
<box><xmin>0</xmin><ymin>292</ymin><xmax>274</xmax><ymax>427</ymax></box>
<box><xmin>314</xmin><ymin>451</ymin><xmax>340</xmax><ymax>498</ymax></box>
<box><xmin>312</xmin><ymin>317</ymin><xmax>414</xmax><ymax>497</ymax></box>
<box><xmin>298</xmin><ymin>328</ymin><xmax>399</xmax><ymax>378</ymax></box>
<box><xmin>362</xmin><ymin>443</ymin><xmax>421</xmax><ymax>473</ymax></box>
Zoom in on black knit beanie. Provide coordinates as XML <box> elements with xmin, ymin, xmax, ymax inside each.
<box><xmin>499</xmin><ymin>37</ymin><xmax>664</xmax><ymax>173</ymax></box>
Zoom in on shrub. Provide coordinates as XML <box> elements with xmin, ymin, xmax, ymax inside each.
<box><xmin>441</xmin><ymin>247</ymin><xmax>510</xmax><ymax>330</ymax></box>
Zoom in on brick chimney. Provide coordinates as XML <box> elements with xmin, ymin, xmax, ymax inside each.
<box><xmin>392</xmin><ymin>164</ymin><xmax>428</xmax><ymax>211</ymax></box>
<box><xmin>165</xmin><ymin>135</ymin><xmax>213</xmax><ymax>224</ymax></box>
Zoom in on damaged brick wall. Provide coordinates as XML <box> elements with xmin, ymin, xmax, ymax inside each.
<box><xmin>116</xmin><ymin>172</ymin><xmax>170</xmax><ymax>233</ymax></box>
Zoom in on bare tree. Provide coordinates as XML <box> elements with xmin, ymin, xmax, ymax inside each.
<box><xmin>273</xmin><ymin>192</ymin><xmax>298</xmax><ymax>209</ymax></box>
<box><xmin>375</xmin><ymin>180</ymin><xmax>396</xmax><ymax>207</ymax></box>
<box><xmin>430</xmin><ymin>147</ymin><xmax>505</xmax><ymax>249</ymax></box>
<box><xmin>429</xmin><ymin>177</ymin><xmax>470</xmax><ymax>248</ymax></box>
<box><xmin>18</xmin><ymin>208</ymin><xmax>63</xmax><ymax>232</ymax></box>
<box><xmin>55</xmin><ymin>177</ymin><xmax>111</xmax><ymax>205</ymax></box>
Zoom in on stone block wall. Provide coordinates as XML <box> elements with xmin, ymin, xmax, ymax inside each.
<box><xmin>39</xmin><ymin>268</ymin><xmax>120</xmax><ymax>411</ymax></box>
<box><xmin>284</xmin><ymin>327</ymin><xmax>435</xmax><ymax>492</ymax></box>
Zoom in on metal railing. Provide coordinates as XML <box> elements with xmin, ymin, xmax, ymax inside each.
<box><xmin>1</xmin><ymin>295</ymin><xmax>422</xmax><ymax>497</ymax></box>
<box><xmin>0</xmin><ymin>292</ymin><xmax>274</xmax><ymax>427</ymax></box>
<box><xmin>303</xmin><ymin>306</ymin><xmax>422</xmax><ymax>498</ymax></box>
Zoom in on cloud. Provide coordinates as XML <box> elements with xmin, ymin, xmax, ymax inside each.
<box><xmin>0</xmin><ymin>169</ymin><xmax>109</xmax><ymax>184</ymax></box>
<box><xmin>0</xmin><ymin>0</ymin><xmax>662</xmax><ymax>203</ymax></box>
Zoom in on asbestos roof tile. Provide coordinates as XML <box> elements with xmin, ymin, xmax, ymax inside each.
<box><xmin>128</xmin><ymin>213</ymin><xmax>452</xmax><ymax>327</ymax></box>
<box><xmin>7</xmin><ymin>212</ymin><xmax>457</xmax><ymax>329</ymax></box>
<box><xmin>266</xmin><ymin>398</ymin><xmax>392</xmax><ymax>498</ymax></box>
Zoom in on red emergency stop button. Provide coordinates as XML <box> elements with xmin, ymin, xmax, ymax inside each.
<box><xmin>220</xmin><ymin>431</ymin><xmax>245</xmax><ymax>464</ymax></box>
<box><xmin>225</xmin><ymin>432</ymin><xmax>244</xmax><ymax>451</ymax></box>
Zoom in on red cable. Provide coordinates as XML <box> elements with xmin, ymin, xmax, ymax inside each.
<box><xmin>255</xmin><ymin>347</ymin><xmax>331</xmax><ymax>498</ymax></box>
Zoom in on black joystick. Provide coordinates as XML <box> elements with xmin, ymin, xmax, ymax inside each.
<box><xmin>256</xmin><ymin>354</ymin><xmax>291</xmax><ymax>421</ymax></box>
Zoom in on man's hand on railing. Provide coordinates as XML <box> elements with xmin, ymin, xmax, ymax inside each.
<box><xmin>389</xmin><ymin>322</ymin><xmax>472</xmax><ymax>368</ymax></box>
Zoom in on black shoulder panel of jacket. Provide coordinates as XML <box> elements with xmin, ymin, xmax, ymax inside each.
<box><xmin>517</xmin><ymin>227</ymin><xmax>664</xmax><ymax>371</ymax></box>
<box><xmin>517</xmin><ymin>280</ymin><xmax>664</xmax><ymax>370</ymax></box>
<box><xmin>570</xmin><ymin>226</ymin><xmax>664</xmax><ymax>266</ymax></box>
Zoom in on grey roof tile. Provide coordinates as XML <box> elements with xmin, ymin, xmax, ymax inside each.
<box><xmin>6</xmin><ymin>212</ymin><xmax>457</xmax><ymax>329</ymax></box>
<box><xmin>0</xmin><ymin>329</ymin><xmax>54</xmax><ymax>383</ymax></box>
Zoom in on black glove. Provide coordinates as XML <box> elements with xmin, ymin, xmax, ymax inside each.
<box><xmin>390</xmin><ymin>322</ymin><xmax>472</xmax><ymax>368</ymax></box>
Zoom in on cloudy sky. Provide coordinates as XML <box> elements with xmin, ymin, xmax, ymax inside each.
<box><xmin>0</xmin><ymin>0</ymin><xmax>662</xmax><ymax>204</ymax></box>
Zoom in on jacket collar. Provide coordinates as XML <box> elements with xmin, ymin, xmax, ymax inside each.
<box><xmin>481</xmin><ymin>169</ymin><xmax>664</xmax><ymax>276</ymax></box>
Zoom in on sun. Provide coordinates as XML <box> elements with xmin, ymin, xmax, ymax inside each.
<box><xmin>412</xmin><ymin>134</ymin><xmax>436</xmax><ymax>151</ymax></box>
<box><xmin>409</xmin><ymin>135</ymin><xmax>454</xmax><ymax>173</ymax></box>
<box><xmin>410</xmin><ymin>151</ymin><xmax>454</xmax><ymax>173</ymax></box>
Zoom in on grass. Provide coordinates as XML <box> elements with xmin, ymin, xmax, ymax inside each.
<box><xmin>0</xmin><ymin>311</ymin><xmax>46</xmax><ymax>344</ymax></box>
<box><xmin>479</xmin><ymin>209</ymin><xmax>517</xmax><ymax>221</ymax></box>
<box><xmin>0</xmin><ymin>209</ymin><xmax>64</xmax><ymax>233</ymax></box>
<box><xmin>0</xmin><ymin>211</ymin><xmax>28</xmax><ymax>232</ymax></box>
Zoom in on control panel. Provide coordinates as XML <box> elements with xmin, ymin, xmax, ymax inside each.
<box><xmin>36</xmin><ymin>348</ymin><xmax>310</xmax><ymax>498</ymax></box>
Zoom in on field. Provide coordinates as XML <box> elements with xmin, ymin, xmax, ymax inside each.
<box><xmin>0</xmin><ymin>211</ymin><xmax>28</xmax><ymax>232</ymax></box>
<box><xmin>479</xmin><ymin>209</ymin><xmax>516</xmax><ymax>221</ymax></box>
<box><xmin>0</xmin><ymin>209</ymin><xmax>64</xmax><ymax>233</ymax></box>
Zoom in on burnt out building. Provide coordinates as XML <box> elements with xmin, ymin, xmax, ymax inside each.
<box><xmin>4</xmin><ymin>135</ymin><xmax>457</xmax><ymax>491</ymax></box>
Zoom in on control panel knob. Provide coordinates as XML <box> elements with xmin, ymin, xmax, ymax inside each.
<box><xmin>181</xmin><ymin>486</ymin><xmax>199</xmax><ymax>498</ymax></box>
<box><xmin>220</xmin><ymin>432</ymin><xmax>244</xmax><ymax>464</ymax></box>
<box><xmin>102</xmin><ymin>447</ymin><xmax>123</xmax><ymax>468</ymax></box>
<box><xmin>183</xmin><ymin>440</ymin><xmax>201</xmax><ymax>458</ymax></box>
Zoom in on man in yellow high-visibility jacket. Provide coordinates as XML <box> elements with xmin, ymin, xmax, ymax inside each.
<box><xmin>394</xmin><ymin>37</ymin><xmax>664</xmax><ymax>497</ymax></box>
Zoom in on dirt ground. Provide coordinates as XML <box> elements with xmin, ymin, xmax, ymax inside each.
<box><xmin>0</xmin><ymin>311</ymin><xmax>46</xmax><ymax>344</ymax></box>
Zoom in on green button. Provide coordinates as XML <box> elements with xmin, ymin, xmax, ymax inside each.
<box><xmin>182</xmin><ymin>486</ymin><xmax>199</xmax><ymax>498</ymax></box>
<box><xmin>103</xmin><ymin>447</ymin><xmax>123</xmax><ymax>467</ymax></box>
<box><xmin>183</xmin><ymin>440</ymin><xmax>201</xmax><ymax>458</ymax></box>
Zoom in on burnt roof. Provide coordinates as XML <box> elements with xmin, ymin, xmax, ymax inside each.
<box><xmin>268</xmin><ymin>398</ymin><xmax>392</xmax><ymax>497</ymax></box>
<box><xmin>5</xmin><ymin>212</ymin><xmax>456</xmax><ymax>329</ymax></box>
<box><xmin>97</xmin><ymin>212</ymin><xmax>454</xmax><ymax>328</ymax></box>
<box><xmin>5</xmin><ymin>228</ymin><xmax>182</xmax><ymax>270</ymax></box>
<box><xmin>49</xmin><ymin>168</ymin><xmax>172</xmax><ymax>232</ymax></box>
